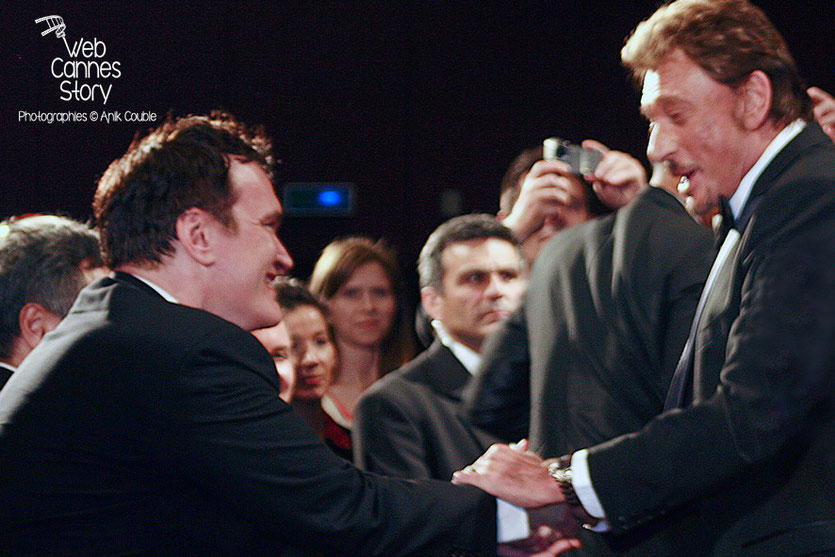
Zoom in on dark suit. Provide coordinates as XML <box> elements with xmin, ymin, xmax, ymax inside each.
<box><xmin>354</xmin><ymin>340</ymin><xmax>500</xmax><ymax>480</ymax></box>
<box><xmin>467</xmin><ymin>186</ymin><xmax>714</xmax><ymax>554</ymax></box>
<box><xmin>586</xmin><ymin>123</ymin><xmax>835</xmax><ymax>555</ymax></box>
<box><xmin>0</xmin><ymin>273</ymin><xmax>497</xmax><ymax>556</ymax></box>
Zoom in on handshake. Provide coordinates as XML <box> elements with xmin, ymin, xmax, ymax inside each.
<box><xmin>452</xmin><ymin>440</ymin><xmax>598</xmax><ymax>556</ymax></box>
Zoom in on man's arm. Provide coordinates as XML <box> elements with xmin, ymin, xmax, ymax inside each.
<box><xmin>161</xmin><ymin>330</ymin><xmax>498</xmax><ymax>556</ymax></box>
<box><xmin>586</xmin><ymin>220</ymin><xmax>835</xmax><ymax>533</ymax></box>
<box><xmin>459</xmin><ymin>174</ymin><xmax>835</xmax><ymax>539</ymax></box>
<box><xmin>464</xmin><ymin>307</ymin><xmax>531</xmax><ymax>442</ymax></box>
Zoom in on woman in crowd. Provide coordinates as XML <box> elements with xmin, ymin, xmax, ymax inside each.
<box><xmin>252</xmin><ymin>317</ymin><xmax>297</xmax><ymax>403</ymax></box>
<box><xmin>309</xmin><ymin>237</ymin><xmax>415</xmax><ymax>436</ymax></box>
<box><xmin>272</xmin><ymin>278</ymin><xmax>349</xmax><ymax>459</ymax></box>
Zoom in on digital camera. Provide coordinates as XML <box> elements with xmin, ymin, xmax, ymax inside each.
<box><xmin>542</xmin><ymin>137</ymin><xmax>602</xmax><ymax>175</ymax></box>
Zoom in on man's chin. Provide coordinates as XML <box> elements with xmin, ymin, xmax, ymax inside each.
<box><xmin>251</xmin><ymin>307</ymin><xmax>283</xmax><ymax>332</ymax></box>
<box><xmin>685</xmin><ymin>193</ymin><xmax>717</xmax><ymax>217</ymax></box>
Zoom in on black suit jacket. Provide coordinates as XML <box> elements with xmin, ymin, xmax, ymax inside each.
<box><xmin>466</xmin><ymin>187</ymin><xmax>714</xmax><ymax>555</ymax></box>
<box><xmin>586</xmin><ymin>123</ymin><xmax>835</xmax><ymax>555</ymax></box>
<box><xmin>0</xmin><ymin>273</ymin><xmax>497</xmax><ymax>556</ymax></box>
<box><xmin>468</xmin><ymin>186</ymin><xmax>714</xmax><ymax>456</ymax></box>
<box><xmin>354</xmin><ymin>340</ymin><xmax>500</xmax><ymax>480</ymax></box>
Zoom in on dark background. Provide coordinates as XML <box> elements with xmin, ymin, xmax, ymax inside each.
<box><xmin>2</xmin><ymin>1</ymin><xmax>833</xmax><ymax>295</ymax></box>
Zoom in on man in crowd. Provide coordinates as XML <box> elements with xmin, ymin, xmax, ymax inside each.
<box><xmin>498</xmin><ymin>141</ymin><xmax>646</xmax><ymax>263</ymax></box>
<box><xmin>354</xmin><ymin>214</ymin><xmax>526</xmax><ymax>480</ymax></box>
<box><xmin>0</xmin><ymin>112</ymin><xmax>576</xmax><ymax>555</ymax></box>
<box><xmin>0</xmin><ymin>214</ymin><xmax>105</xmax><ymax>387</ymax></box>
<box><xmin>456</xmin><ymin>1</ymin><xmax>835</xmax><ymax>554</ymax></box>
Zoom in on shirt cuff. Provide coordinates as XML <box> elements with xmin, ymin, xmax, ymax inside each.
<box><xmin>496</xmin><ymin>498</ymin><xmax>530</xmax><ymax>542</ymax></box>
<box><xmin>571</xmin><ymin>449</ymin><xmax>610</xmax><ymax>532</ymax></box>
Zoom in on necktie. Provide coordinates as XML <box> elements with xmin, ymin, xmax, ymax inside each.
<box><xmin>714</xmin><ymin>196</ymin><xmax>736</xmax><ymax>246</ymax></box>
<box><xmin>664</xmin><ymin>226</ymin><xmax>740</xmax><ymax>410</ymax></box>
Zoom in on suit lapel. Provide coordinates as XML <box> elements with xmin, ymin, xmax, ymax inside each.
<box><xmin>423</xmin><ymin>341</ymin><xmax>474</xmax><ymax>402</ymax></box>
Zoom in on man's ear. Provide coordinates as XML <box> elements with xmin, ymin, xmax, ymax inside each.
<box><xmin>737</xmin><ymin>70</ymin><xmax>773</xmax><ymax>130</ymax></box>
<box><xmin>421</xmin><ymin>286</ymin><xmax>444</xmax><ymax>322</ymax></box>
<box><xmin>18</xmin><ymin>302</ymin><xmax>62</xmax><ymax>352</ymax></box>
<box><xmin>175</xmin><ymin>207</ymin><xmax>217</xmax><ymax>266</ymax></box>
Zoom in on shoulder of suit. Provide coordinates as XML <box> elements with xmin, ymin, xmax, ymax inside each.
<box><xmin>747</xmin><ymin>137</ymin><xmax>835</xmax><ymax>245</ymax></box>
<box><xmin>363</xmin><ymin>345</ymin><xmax>451</xmax><ymax>401</ymax></box>
<box><xmin>89</xmin><ymin>276</ymin><xmax>264</xmax><ymax>357</ymax></box>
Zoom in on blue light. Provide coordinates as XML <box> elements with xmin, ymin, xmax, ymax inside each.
<box><xmin>318</xmin><ymin>189</ymin><xmax>342</xmax><ymax>207</ymax></box>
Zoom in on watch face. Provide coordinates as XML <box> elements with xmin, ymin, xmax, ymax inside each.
<box><xmin>548</xmin><ymin>463</ymin><xmax>572</xmax><ymax>482</ymax></box>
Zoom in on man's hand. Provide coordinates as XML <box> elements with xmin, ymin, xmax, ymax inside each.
<box><xmin>452</xmin><ymin>442</ymin><xmax>564</xmax><ymax>508</ymax></box>
<box><xmin>582</xmin><ymin>140</ymin><xmax>646</xmax><ymax>210</ymax></box>
<box><xmin>809</xmin><ymin>86</ymin><xmax>835</xmax><ymax>142</ymax></box>
<box><xmin>498</xmin><ymin>524</ymin><xmax>582</xmax><ymax>557</ymax></box>
<box><xmin>499</xmin><ymin>159</ymin><xmax>586</xmax><ymax>244</ymax></box>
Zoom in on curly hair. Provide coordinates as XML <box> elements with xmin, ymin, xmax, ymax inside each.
<box><xmin>93</xmin><ymin>111</ymin><xmax>274</xmax><ymax>268</ymax></box>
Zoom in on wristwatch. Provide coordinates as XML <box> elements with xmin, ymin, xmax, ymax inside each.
<box><xmin>547</xmin><ymin>454</ymin><xmax>582</xmax><ymax>507</ymax></box>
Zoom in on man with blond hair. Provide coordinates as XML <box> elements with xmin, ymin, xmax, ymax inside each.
<box><xmin>455</xmin><ymin>1</ymin><xmax>835</xmax><ymax>554</ymax></box>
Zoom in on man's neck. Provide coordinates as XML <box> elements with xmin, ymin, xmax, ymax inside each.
<box><xmin>0</xmin><ymin>358</ymin><xmax>18</xmax><ymax>371</ymax></box>
<box><xmin>431</xmin><ymin>320</ymin><xmax>482</xmax><ymax>374</ymax></box>
<box><xmin>4</xmin><ymin>339</ymin><xmax>33</xmax><ymax>368</ymax></box>
<box><xmin>116</xmin><ymin>262</ymin><xmax>199</xmax><ymax>307</ymax></box>
<box><xmin>728</xmin><ymin>119</ymin><xmax>806</xmax><ymax>219</ymax></box>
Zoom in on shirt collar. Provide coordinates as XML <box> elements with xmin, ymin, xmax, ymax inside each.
<box><xmin>431</xmin><ymin>319</ymin><xmax>481</xmax><ymax>375</ymax></box>
<box><xmin>0</xmin><ymin>361</ymin><xmax>16</xmax><ymax>374</ymax></box>
<box><xmin>117</xmin><ymin>272</ymin><xmax>179</xmax><ymax>303</ymax></box>
<box><xmin>728</xmin><ymin>119</ymin><xmax>806</xmax><ymax>219</ymax></box>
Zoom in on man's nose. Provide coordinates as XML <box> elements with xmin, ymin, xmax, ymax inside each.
<box><xmin>484</xmin><ymin>273</ymin><xmax>507</xmax><ymax>299</ymax></box>
<box><xmin>646</xmin><ymin>122</ymin><xmax>676</xmax><ymax>164</ymax></box>
<box><xmin>274</xmin><ymin>239</ymin><xmax>294</xmax><ymax>274</ymax></box>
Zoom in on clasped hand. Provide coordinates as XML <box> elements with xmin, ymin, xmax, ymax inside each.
<box><xmin>453</xmin><ymin>441</ymin><xmax>584</xmax><ymax>556</ymax></box>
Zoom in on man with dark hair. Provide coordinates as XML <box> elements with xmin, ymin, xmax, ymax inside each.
<box><xmin>354</xmin><ymin>214</ymin><xmax>525</xmax><ymax>480</ymax></box>
<box><xmin>0</xmin><ymin>214</ymin><xmax>104</xmax><ymax>387</ymax></box>
<box><xmin>456</xmin><ymin>1</ymin><xmax>835</xmax><ymax>554</ymax></box>
<box><xmin>0</xmin><ymin>113</ymin><xmax>577</xmax><ymax>555</ymax></box>
<box><xmin>498</xmin><ymin>141</ymin><xmax>646</xmax><ymax>263</ymax></box>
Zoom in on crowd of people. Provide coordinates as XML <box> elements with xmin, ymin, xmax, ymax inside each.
<box><xmin>1</xmin><ymin>0</ymin><xmax>833</xmax><ymax>555</ymax></box>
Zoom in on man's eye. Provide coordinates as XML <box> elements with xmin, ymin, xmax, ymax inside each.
<box><xmin>465</xmin><ymin>273</ymin><xmax>486</xmax><ymax>285</ymax></box>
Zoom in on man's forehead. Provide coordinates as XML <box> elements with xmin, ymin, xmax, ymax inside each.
<box><xmin>441</xmin><ymin>238</ymin><xmax>521</xmax><ymax>272</ymax></box>
<box><xmin>229</xmin><ymin>159</ymin><xmax>281</xmax><ymax>209</ymax></box>
<box><xmin>641</xmin><ymin>70</ymin><xmax>662</xmax><ymax>108</ymax></box>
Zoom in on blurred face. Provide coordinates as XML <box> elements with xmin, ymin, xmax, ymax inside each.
<box><xmin>327</xmin><ymin>261</ymin><xmax>396</xmax><ymax>349</ymax></box>
<box><xmin>423</xmin><ymin>237</ymin><xmax>526</xmax><ymax>352</ymax></box>
<box><xmin>643</xmin><ymin>49</ymin><xmax>751</xmax><ymax>216</ymax></box>
<box><xmin>520</xmin><ymin>174</ymin><xmax>591</xmax><ymax>263</ymax></box>
<box><xmin>252</xmin><ymin>320</ymin><xmax>296</xmax><ymax>402</ymax></box>
<box><xmin>284</xmin><ymin>305</ymin><xmax>337</xmax><ymax>401</ymax></box>
<box><xmin>519</xmin><ymin>172</ymin><xmax>592</xmax><ymax>263</ymax></box>
<box><xmin>205</xmin><ymin>160</ymin><xmax>294</xmax><ymax>331</ymax></box>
